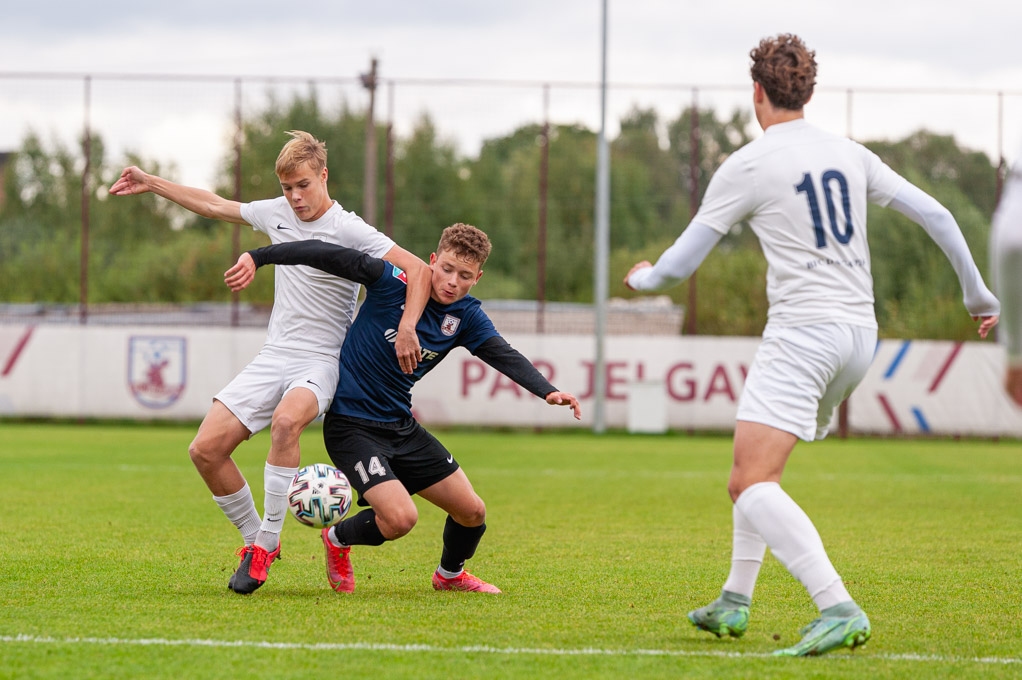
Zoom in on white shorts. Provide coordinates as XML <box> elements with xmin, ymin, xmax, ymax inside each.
<box><xmin>736</xmin><ymin>323</ymin><xmax>876</xmax><ymax>442</ymax></box>
<box><xmin>214</xmin><ymin>347</ymin><xmax>339</xmax><ymax>435</ymax></box>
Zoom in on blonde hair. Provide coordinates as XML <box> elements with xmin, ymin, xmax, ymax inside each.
<box><xmin>275</xmin><ymin>130</ymin><xmax>327</xmax><ymax>177</ymax></box>
<box><xmin>437</xmin><ymin>223</ymin><xmax>492</xmax><ymax>266</ymax></box>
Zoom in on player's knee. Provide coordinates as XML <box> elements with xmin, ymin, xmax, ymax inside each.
<box><xmin>728</xmin><ymin>472</ymin><xmax>773</xmax><ymax>502</ymax></box>
<box><xmin>188</xmin><ymin>437</ymin><xmax>223</xmax><ymax>472</ymax></box>
<box><xmin>453</xmin><ymin>496</ymin><xmax>486</xmax><ymax>528</ymax></box>
<box><xmin>378</xmin><ymin>505</ymin><xmax>419</xmax><ymax>539</ymax></box>
<box><xmin>727</xmin><ymin>475</ymin><xmax>748</xmax><ymax>502</ymax></box>
<box><xmin>187</xmin><ymin>440</ymin><xmax>204</xmax><ymax>468</ymax></box>
<box><xmin>269</xmin><ymin>411</ymin><xmax>306</xmax><ymax>444</ymax></box>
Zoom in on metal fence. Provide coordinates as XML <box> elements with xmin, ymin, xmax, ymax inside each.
<box><xmin>3</xmin><ymin>67</ymin><xmax>1022</xmax><ymax>330</ymax></box>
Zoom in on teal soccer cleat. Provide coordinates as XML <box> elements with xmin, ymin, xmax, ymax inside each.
<box><xmin>687</xmin><ymin>592</ymin><xmax>751</xmax><ymax>639</ymax></box>
<box><xmin>774</xmin><ymin>610</ymin><xmax>871</xmax><ymax>657</ymax></box>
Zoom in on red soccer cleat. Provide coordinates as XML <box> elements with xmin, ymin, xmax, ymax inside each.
<box><xmin>431</xmin><ymin>570</ymin><xmax>501</xmax><ymax>594</ymax></box>
<box><xmin>321</xmin><ymin>527</ymin><xmax>355</xmax><ymax>593</ymax></box>
<box><xmin>228</xmin><ymin>543</ymin><xmax>281</xmax><ymax>594</ymax></box>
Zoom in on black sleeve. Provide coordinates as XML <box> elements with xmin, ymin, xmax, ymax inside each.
<box><xmin>248</xmin><ymin>240</ymin><xmax>386</xmax><ymax>286</ymax></box>
<box><xmin>473</xmin><ymin>335</ymin><xmax>557</xmax><ymax>399</ymax></box>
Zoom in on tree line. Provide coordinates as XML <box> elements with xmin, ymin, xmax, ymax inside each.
<box><xmin>0</xmin><ymin>89</ymin><xmax>999</xmax><ymax>339</ymax></box>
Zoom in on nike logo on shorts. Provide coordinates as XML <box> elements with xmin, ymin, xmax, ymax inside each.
<box><xmin>446</xmin><ymin>455</ymin><xmax>454</xmax><ymax>464</ymax></box>
<box><xmin>306</xmin><ymin>379</ymin><xmax>320</xmax><ymax>388</ymax></box>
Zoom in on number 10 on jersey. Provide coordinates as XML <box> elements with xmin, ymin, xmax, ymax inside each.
<box><xmin>796</xmin><ymin>170</ymin><xmax>854</xmax><ymax>248</ymax></box>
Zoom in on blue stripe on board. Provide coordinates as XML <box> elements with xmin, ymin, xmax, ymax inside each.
<box><xmin>912</xmin><ymin>407</ymin><xmax>930</xmax><ymax>433</ymax></box>
<box><xmin>884</xmin><ymin>340</ymin><xmax>912</xmax><ymax>380</ymax></box>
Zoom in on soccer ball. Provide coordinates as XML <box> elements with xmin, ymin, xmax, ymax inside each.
<box><xmin>287</xmin><ymin>463</ymin><xmax>353</xmax><ymax>528</ymax></box>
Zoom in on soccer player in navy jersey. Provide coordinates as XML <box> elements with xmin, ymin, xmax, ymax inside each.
<box><xmin>626</xmin><ymin>35</ymin><xmax>998</xmax><ymax>656</ymax></box>
<box><xmin>226</xmin><ymin>223</ymin><xmax>581</xmax><ymax>594</ymax></box>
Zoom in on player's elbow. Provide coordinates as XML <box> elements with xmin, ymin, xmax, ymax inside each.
<box><xmin>913</xmin><ymin>196</ymin><xmax>956</xmax><ymax>234</ymax></box>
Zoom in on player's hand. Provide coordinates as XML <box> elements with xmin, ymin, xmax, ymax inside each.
<box><xmin>546</xmin><ymin>391</ymin><xmax>582</xmax><ymax>420</ymax></box>
<box><xmin>224</xmin><ymin>252</ymin><xmax>257</xmax><ymax>292</ymax></box>
<box><xmin>1006</xmin><ymin>365</ymin><xmax>1022</xmax><ymax>408</ymax></box>
<box><xmin>108</xmin><ymin>166</ymin><xmax>152</xmax><ymax>196</ymax></box>
<box><xmin>393</xmin><ymin>325</ymin><xmax>421</xmax><ymax>374</ymax></box>
<box><xmin>624</xmin><ymin>261</ymin><xmax>652</xmax><ymax>290</ymax></box>
<box><xmin>973</xmin><ymin>314</ymin><xmax>999</xmax><ymax>339</ymax></box>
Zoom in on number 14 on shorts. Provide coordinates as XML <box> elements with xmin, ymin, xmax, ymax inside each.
<box><xmin>353</xmin><ymin>457</ymin><xmax>387</xmax><ymax>484</ymax></box>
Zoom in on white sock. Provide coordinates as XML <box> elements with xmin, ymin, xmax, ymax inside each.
<box><xmin>213</xmin><ymin>483</ymin><xmax>261</xmax><ymax>546</ymax></box>
<box><xmin>722</xmin><ymin>503</ymin><xmax>767</xmax><ymax>599</ymax></box>
<box><xmin>326</xmin><ymin>525</ymin><xmax>345</xmax><ymax>548</ymax></box>
<box><xmin>255</xmin><ymin>463</ymin><xmax>298</xmax><ymax>551</ymax></box>
<box><xmin>436</xmin><ymin>566</ymin><xmax>463</xmax><ymax>579</ymax></box>
<box><xmin>735</xmin><ymin>482</ymin><xmax>853</xmax><ymax>611</ymax></box>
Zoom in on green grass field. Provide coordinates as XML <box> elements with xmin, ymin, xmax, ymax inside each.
<box><xmin>1</xmin><ymin>422</ymin><xmax>1020</xmax><ymax>679</ymax></box>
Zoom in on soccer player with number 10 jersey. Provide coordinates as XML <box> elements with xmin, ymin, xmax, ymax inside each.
<box><xmin>626</xmin><ymin>34</ymin><xmax>999</xmax><ymax>656</ymax></box>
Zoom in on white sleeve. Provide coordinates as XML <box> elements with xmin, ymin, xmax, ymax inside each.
<box><xmin>992</xmin><ymin>172</ymin><xmax>1022</xmax><ymax>364</ymax></box>
<box><xmin>627</xmin><ymin>222</ymin><xmax>724</xmax><ymax>291</ymax></box>
<box><xmin>239</xmin><ymin>199</ymin><xmax>277</xmax><ymax>235</ymax></box>
<box><xmin>887</xmin><ymin>183</ymin><xmax>1000</xmax><ymax>317</ymax></box>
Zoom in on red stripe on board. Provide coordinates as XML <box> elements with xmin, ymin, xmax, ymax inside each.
<box><xmin>928</xmin><ymin>342</ymin><xmax>963</xmax><ymax>393</ymax></box>
<box><xmin>2</xmin><ymin>326</ymin><xmax>36</xmax><ymax>377</ymax></box>
<box><xmin>877</xmin><ymin>393</ymin><xmax>902</xmax><ymax>433</ymax></box>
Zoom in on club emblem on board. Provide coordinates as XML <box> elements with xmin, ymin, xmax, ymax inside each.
<box><xmin>128</xmin><ymin>336</ymin><xmax>187</xmax><ymax>409</ymax></box>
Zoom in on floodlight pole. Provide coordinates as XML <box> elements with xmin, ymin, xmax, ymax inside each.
<box><xmin>362</xmin><ymin>57</ymin><xmax>379</xmax><ymax>226</ymax></box>
<box><xmin>593</xmin><ymin>0</ymin><xmax>610</xmax><ymax>433</ymax></box>
<box><xmin>79</xmin><ymin>75</ymin><xmax>91</xmax><ymax>325</ymax></box>
<box><xmin>231</xmin><ymin>78</ymin><xmax>243</xmax><ymax>328</ymax></box>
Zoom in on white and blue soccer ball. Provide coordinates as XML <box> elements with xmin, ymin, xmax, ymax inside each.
<box><xmin>287</xmin><ymin>463</ymin><xmax>353</xmax><ymax>528</ymax></box>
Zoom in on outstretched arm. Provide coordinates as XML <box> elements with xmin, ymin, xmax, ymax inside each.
<box><xmin>625</xmin><ymin>222</ymin><xmax>723</xmax><ymax>291</ymax></box>
<box><xmin>109</xmin><ymin>165</ymin><xmax>245</xmax><ymax>224</ymax></box>
<box><xmin>888</xmin><ymin>183</ymin><xmax>999</xmax><ymax>338</ymax></box>
<box><xmin>224</xmin><ymin>240</ymin><xmax>385</xmax><ymax>292</ymax></box>
<box><xmin>473</xmin><ymin>336</ymin><xmax>582</xmax><ymax>420</ymax></box>
<box><xmin>223</xmin><ymin>239</ymin><xmax>430</xmax><ymax>375</ymax></box>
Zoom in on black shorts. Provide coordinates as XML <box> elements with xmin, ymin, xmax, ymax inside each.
<box><xmin>323</xmin><ymin>412</ymin><xmax>459</xmax><ymax>507</ymax></box>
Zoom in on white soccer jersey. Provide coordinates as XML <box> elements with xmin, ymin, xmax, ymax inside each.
<box><xmin>991</xmin><ymin>148</ymin><xmax>1022</xmax><ymax>364</ymax></box>
<box><xmin>240</xmin><ymin>198</ymin><xmax>394</xmax><ymax>358</ymax></box>
<box><xmin>693</xmin><ymin>119</ymin><xmax>906</xmax><ymax>328</ymax></box>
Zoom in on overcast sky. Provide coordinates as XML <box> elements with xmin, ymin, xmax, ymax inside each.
<box><xmin>3</xmin><ymin>1</ymin><xmax>1022</xmax><ymax>188</ymax></box>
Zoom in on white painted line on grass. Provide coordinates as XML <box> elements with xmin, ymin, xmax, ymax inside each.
<box><xmin>1</xmin><ymin>635</ymin><xmax>1020</xmax><ymax>665</ymax></box>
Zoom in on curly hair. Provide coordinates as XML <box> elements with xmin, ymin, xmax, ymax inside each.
<box><xmin>749</xmin><ymin>34</ymin><xmax>817</xmax><ymax>111</ymax></box>
<box><xmin>275</xmin><ymin>130</ymin><xmax>328</xmax><ymax>178</ymax></box>
<box><xmin>437</xmin><ymin>223</ymin><xmax>492</xmax><ymax>266</ymax></box>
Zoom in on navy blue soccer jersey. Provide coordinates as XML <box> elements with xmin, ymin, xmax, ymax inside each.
<box><xmin>330</xmin><ymin>261</ymin><xmax>499</xmax><ymax>421</ymax></box>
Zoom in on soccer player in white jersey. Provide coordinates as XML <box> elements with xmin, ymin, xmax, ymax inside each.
<box><xmin>109</xmin><ymin>131</ymin><xmax>431</xmax><ymax>594</ymax></box>
<box><xmin>991</xmin><ymin>146</ymin><xmax>1022</xmax><ymax>406</ymax></box>
<box><xmin>625</xmin><ymin>35</ymin><xmax>1000</xmax><ymax>656</ymax></box>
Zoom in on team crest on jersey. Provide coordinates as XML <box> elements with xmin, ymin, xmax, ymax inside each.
<box><xmin>392</xmin><ymin>266</ymin><xmax>407</xmax><ymax>284</ymax></box>
<box><xmin>440</xmin><ymin>314</ymin><xmax>461</xmax><ymax>336</ymax></box>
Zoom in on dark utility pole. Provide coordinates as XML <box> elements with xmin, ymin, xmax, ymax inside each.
<box><xmin>361</xmin><ymin>58</ymin><xmax>379</xmax><ymax>226</ymax></box>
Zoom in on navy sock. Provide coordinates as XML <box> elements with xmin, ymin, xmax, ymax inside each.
<box><xmin>439</xmin><ymin>515</ymin><xmax>486</xmax><ymax>573</ymax></box>
<box><xmin>332</xmin><ymin>509</ymin><xmax>387</xmax><ymax>547</ymax></box>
